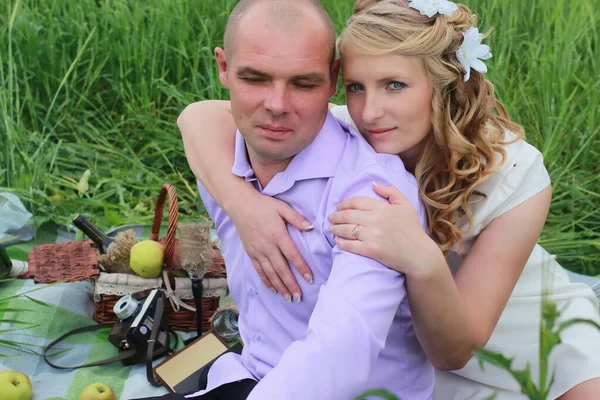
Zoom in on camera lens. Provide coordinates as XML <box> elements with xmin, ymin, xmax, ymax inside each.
<box><xmin>114</xmin><ymin>295</ymin><xmax>140</xmax><ymax>320</ymax></box>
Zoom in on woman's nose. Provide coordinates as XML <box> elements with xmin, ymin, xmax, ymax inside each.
<box><xmin>361</xmin><ymin>93</ymin><xmax>385</xmax><ymax>123</ymax></box>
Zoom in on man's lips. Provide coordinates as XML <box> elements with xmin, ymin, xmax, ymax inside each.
<box><xmin>258</xmin><ymin>125</ymin><xmax>292</xmax><ymax>137</ymax></box>
<box><xmin>259</xmin><ymin>124</ymin><xmax>291</xmax><ymax>132</ymax></box>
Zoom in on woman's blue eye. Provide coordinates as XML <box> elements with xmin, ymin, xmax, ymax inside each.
<box><xmin>345</xmin><ymin>83</ymin><xmax>364</xmax><ymax>92</ymax></box>
<box><xmin>387</xmin><ymin>81</ymin><xmax>405</xmax><ymax>90</ymax></box>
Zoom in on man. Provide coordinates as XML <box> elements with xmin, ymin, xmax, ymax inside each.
<box><xmin>185</xmin><ymin>0</ymin><xmax>434</xmax><ymax>399</ymax></box>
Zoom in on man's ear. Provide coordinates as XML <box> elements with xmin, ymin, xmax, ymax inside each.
<box><xmin>329</xmin><ymin>59</ymin><xmax>341</xmax><ymax>97</ymax></box>
<box><xmin>214</xmin><ymin>47</ymin><xmax>229</xmax><ymax>88</ymax></box>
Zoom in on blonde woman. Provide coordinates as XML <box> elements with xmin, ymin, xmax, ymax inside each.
<box><xmin>178</xmin><ymin>0</ymin><xmax>600</xmax><ymax>398</ymax></box>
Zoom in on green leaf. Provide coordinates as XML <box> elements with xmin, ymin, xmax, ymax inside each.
<box><xmin>5</xmin><ymin>247</ymin><xmax>29</xmax><ymax>262</ymax></box>
<box><xmin>77</xmin><ymin>169</ymin><xmax>91</xmax><ymax>196</ymax></box>
<box><xmin>354</xmin><ymin>389</ymin><xmax>401</xmax><ymax>400</ymax></box>
<box><xmin>475</xmin><ymin>349</ymin><xmax>513</xmax><ymax>370</ymax></box>
<box><xmin>557</xmin><ymin>318</ymin><xmax>600</xmax><ymax>334</ymax></box>
<box><xmin>0</xmin><ymin>308</ymin><xmax>35</xmax><ymax>313</ymax></box>
<box><xmin>23</xmin><ymin>295</ymin><xmax>52</xmax><ymax>307</ymax></box>
<box><xmin>0</xmin><ymin>319</ymin><xmax>38</xmax><ymax>325</ymax></box>
<box><xmin>44</xmin><ymin>347</ymin><xmax>71</xmax><ymax>358</ymax></box>
<box><xmin>0</xmin><ymin>282</ymin><xmax>57</xmax><ymax>302</ymax></box>
<box><xmin>104</xmin><ymin>207</ymin><xmax>123</xmax><ymax>226</ymax></box>
<box><xmin>475</xmin><ymin>349</ymin><xmax>539</xmax><ymax>396</ymax></box>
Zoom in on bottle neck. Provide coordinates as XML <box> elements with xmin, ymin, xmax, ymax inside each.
<box><xmin>73</xmin><ymin>215</ymin><xmax>108</xmax><ymax>245</ymax></box>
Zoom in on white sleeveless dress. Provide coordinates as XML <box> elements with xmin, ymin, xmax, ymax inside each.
<box><xmin>330</xmin><ymin>105</ymin><xmax>600</xmax><ymax>399</ymax></box>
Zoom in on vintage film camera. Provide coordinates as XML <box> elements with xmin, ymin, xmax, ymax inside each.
<box><xmin>108</xmin><ymin>288</ymin><xmax>171</xmax><ymax>365</ymax></box>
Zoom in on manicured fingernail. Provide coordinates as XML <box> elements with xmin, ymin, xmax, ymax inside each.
<box><xmin>304</xmin><ymin>273</ymin><xmax>313</xmax><ymax>283</ymax></box>
<box><xmin>284</xmin><ymin>294</ymin><xmax>292</xmax><ymax>302</ymax></box>
<box><xmin>372</xmin><ymin>181</ymin><xmax>381</xmax><ymax>187</ymax></box>
<box><xmin>328</xmin><ymin>225</ymin><xmax>333</xmax><ymax>231</ymax></box>
<box><xmin>270</xmin><ymin>287</ymin><xmax>276</xmax><ymax>293</ymax></box>
<box><xmin>293</xmin><ymin>293</ymin><xmax>301</xmax><ymax>302</ymax></box>
<box><xmin>302</xmin><ymin>221</ymin><xmax>314</xmax><ymax>229</ymax></box>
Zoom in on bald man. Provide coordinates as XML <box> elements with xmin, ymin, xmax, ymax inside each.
<box><xmin>145</xmin><ymin>1</ymin><xmax>434</xmax><ymax>399</ymax></box>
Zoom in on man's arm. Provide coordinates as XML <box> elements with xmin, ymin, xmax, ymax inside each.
<box><xmin>247</xmin><ymin>165</ymin><xmax>422</xmax><ymax>400</ymax></box>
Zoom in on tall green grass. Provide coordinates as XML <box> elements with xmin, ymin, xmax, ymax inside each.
<box><xmin>1</xmin><ymin>0</ymin><xmax>598</xmax><ymax>272</ymax></box>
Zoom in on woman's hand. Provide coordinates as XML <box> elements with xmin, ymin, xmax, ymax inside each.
<box><xmin>227</xmin><ymin>189</ymin><xmax>314</xmax><ymax>302</ymax></box>
<box><xmin>328</xmin><ymin>183</ymin><xmax>437</xmax><ymax>277</ymax></box>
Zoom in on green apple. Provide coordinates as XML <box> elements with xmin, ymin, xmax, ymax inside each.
<box><xmin>78</xmin><ymin>382</ymin><xmax>117</xmax><ymax>400</ymax></box>
<box><xmin>129</xmin><ymin>240</ymin><xmax>164</xmax><ymax>278</ymax></box>
<box><xmin>0</xmin><ymin>370</ymin><xmax>33</xmax><ymax>400</ymax></box>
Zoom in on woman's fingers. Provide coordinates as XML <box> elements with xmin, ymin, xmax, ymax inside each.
<box><xmin>334</xmin><ymin>237</ymin><xmax>370</xmax><ymax>258</ymax></box>
<box><xmin>267</xmin><ymin>248</ymin><xmax>304</xmax><ymax>301</ymax></box>
<box><xmin>277</xmin><ymin>234</ymin><xmax>313</xmax><ymax>284</ymax></box>
<box><xmin>250</xmin><ymin>258</ymin><xmax>276</xmax><ymax>293</ymax></box>
<box><xmin>373</xmin><ymin>182</ymin><xmax>407</xmax><ymax>205</ymax></box>
<box><xmin>257</xmin><ymin>256</ymin><xmax>294</xmax><ymax>302</ymax></box>
<box><xmin>278</xmin><ymin>201</ymin><xmax>314</xmax><ymax>231</ymax></box>
<box><xmin>328</xmin><ymin>209</ymin><xmax>368</xmax><ymax>225</ymax></box>
<box><xmin>275</xmin><ymin>202</ymin><xmax>314</xmax><ymax>283</ymax></box>
<box><xmin>336</xmin><ymin>196</ymin><xmax>381</xmax><ymax>212</ymax></box>
<box><xmin>329</xmin><ymin>223</ymin><xmax>364</xmax><ymax>240</ymax></box>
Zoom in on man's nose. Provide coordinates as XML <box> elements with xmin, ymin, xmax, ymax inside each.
<box><xmin>361</xmin><ymin>93</ymin><xmax>384</xmax><ymax>123</ymax></box>
<box><xmin>264</xmin><ymin>83</ymin><xmax>290</xmax><ymax>116</ymax></box>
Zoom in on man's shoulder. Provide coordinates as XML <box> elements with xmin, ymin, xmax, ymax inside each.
<box><xmin>335</xmin><ymin>121</ymin><xmax>408</xmax><ymax>180</ymax></box>
<box><xmin>326</xmin><ymin>121</ymin><xmax>424</xmax><ymax>226</ymax></box>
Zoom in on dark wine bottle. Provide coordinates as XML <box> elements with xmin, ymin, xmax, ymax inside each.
<box><xmin>72</xmin><ymin>215</ymin><xmax>116</xmax><ymax>254</ymax></box>
<box><xmin>0</xmin><ymin>244</ymin><xmax>28</xmax><ymax>277</ymax></box>
<box><xmin>0</xmin><ymin>244</ymin><xmax>12</xmax><ymax>276</ymax></box>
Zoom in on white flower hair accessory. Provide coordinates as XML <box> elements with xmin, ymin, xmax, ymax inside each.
<box><xmin>408</xmin><ymin>0</ymin><xmax>458</xmax><ymax>18</ymax></box>
<box><xmin>456</xmin><ymin>27</ymin><xmax>493</xmax><ymax>82</ymax></box>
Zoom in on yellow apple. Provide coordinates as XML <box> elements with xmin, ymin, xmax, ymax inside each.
<box><xmin>78</xmin><ymin>382</ymin><xmax>117</xmax><ymax>400</ymax></box>
<box><xmin>129</xmin><ymin>240</ymin><xmax>164</xmax><ymax>278</ymax></box>
<box><xmin>0</xmin><ymin>370</ymin><xmax>32</xmax><ymax>400</ymax></box>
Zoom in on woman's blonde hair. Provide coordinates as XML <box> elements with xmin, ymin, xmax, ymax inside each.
<box><xmin>338</xmin><ymin>0</ymin><xmax>524</xmax><ymax>253</ymax></box>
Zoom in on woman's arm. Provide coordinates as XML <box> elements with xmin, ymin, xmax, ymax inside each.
<box><xmin>329</xmin><ymin>184</ymin><xmax>552</xmax><ymax>370</ymax></box>
<box><xmin>178</xmin><ymin>100</ymin><xmax>239</xmax><ymax>209</ymax></box>
<box><xmin>178</xmin><ymin>101</ymin><xmax>314</xmax><ymax>300</ymax></box>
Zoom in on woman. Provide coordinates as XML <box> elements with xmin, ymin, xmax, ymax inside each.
<box><xmin>178</xmin><ymin>0</ymin><xmax>600</xmax><ymax>398</ymax></box>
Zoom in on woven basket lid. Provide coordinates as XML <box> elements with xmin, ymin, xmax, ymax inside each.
<box><xmin>28</xmin><ymin>239</ymin><xmax>226</xmax><ymax>284</ymax></box>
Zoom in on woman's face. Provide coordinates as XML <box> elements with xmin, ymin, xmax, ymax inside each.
<box><xmin>341</xmin><ymin>52</ymin><xmax>433</xmax><ymax>168</ymax></box>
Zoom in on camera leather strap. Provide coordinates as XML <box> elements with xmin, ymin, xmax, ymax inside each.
<box><xmin>43</xmin><ymin>322</ymin><xmax>137</xmax><ymax>369</ymax></box>
<box><xmin>189</xmin><ymin>272</ymin><xmax>204</xmax><ymax>337</ymax></box>
<box><xmin>146</xmin><ymin>292</ymin><xmax>167</xmax><ymax>386</ymax></box>
<box><xmin>44</xmin><ymin>291</ymin><xmax>176</xmax><ymax>387</ymax></box>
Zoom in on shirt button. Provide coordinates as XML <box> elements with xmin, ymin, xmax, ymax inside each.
<box><xmin>248</xmin><ymin>286</ymin><xmax>258</xmax><ymax>296</ymax></box>
<box><xmin>253</xmin><ymin>333</ymin><xmax>262</xmax><ymax>342</ymax></box>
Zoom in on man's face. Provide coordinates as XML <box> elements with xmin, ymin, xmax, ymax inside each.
<box><xmin>215</xmin><ymin>9</ymin><xmax>338</xmax><ymax>171</ymax></box>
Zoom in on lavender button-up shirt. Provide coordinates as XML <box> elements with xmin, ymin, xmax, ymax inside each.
<box><xmin>192</xmin><ymin>112</ymin><xmax>434</xmax><ymax>399</ymax></box>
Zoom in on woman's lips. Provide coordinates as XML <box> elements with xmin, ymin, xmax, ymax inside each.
<box><xmin>366</xmin><ymin>127</ymin><xmax>396</xmax><ymax>139</ymax></box>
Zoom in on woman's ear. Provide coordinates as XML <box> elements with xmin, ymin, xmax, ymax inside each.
<box><xmin>214</xmin><ymin>47</ymin><xmax>229</xmax><ymax>88</ymax></box>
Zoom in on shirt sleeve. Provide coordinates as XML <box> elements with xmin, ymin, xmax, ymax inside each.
<box><xmin>246</xmin><ymin>164</ymin><xmax>424</xmax><ymax>400</ymax></box>
<box><xmin>480</xmin><ymin>140</ymin><xmax>551</xmax><ymax>228</ymax></box>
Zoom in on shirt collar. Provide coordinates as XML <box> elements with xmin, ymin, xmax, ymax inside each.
<box><xmin>231</xmin><ymin>111</ymin><xmax>350</xmax><ymax>196</ymax></box>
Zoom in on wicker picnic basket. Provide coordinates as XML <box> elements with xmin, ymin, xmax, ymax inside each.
<box><xmin>28</xmin><ymin>183</ymin><xmax>228</xmax><ymax>332</ymax></box>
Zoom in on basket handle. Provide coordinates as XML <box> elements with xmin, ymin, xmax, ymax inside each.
<box><xmin>150</xmin><ymin>183</ymin><xmax>178</xmax><ymax>269</ymax></box>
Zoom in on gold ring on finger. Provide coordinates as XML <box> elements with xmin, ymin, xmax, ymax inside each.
<box><xmin>351</xmin><ymin>224</ymin><xmax>362</xmax><ymax>240</ymax></box>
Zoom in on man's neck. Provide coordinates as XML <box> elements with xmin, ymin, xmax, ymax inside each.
<box><xmin>247</xmin><ymin>148</ymin><xmax>292</xmax><ymax>189</ymax></box>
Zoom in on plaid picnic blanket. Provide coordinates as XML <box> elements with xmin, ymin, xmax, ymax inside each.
<box><xmin>3</xmin><ymin>220</ymin><xmax>599</xmax><ymax>400</ymax></box>
<box><xmin>1</xmin><ymin>223</ymin><xmax>198</xmax><ymax>400</ymax></box>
